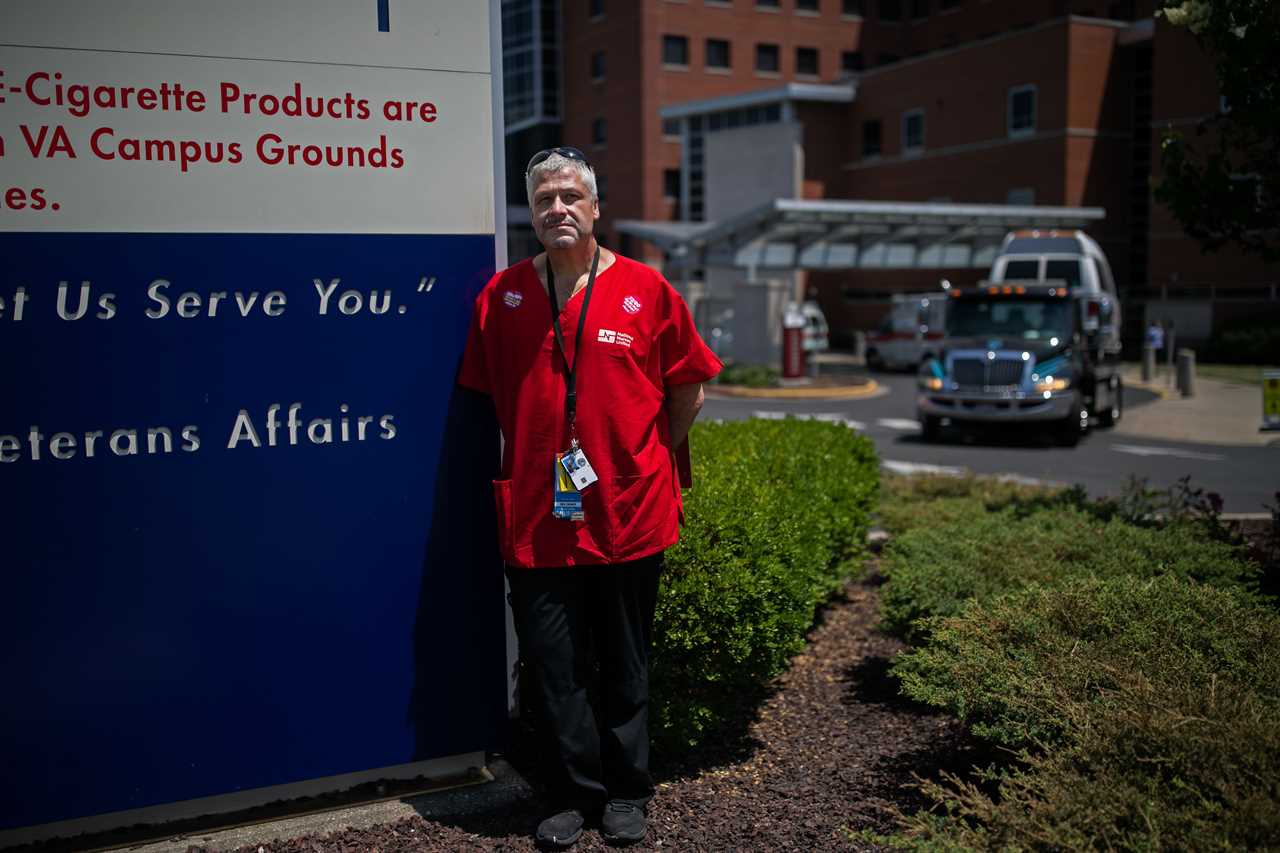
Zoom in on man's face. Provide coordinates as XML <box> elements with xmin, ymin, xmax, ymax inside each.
<box><xmin>530</xmin><ymin>167</ymin><xmax>599</xmax><ymax>251</ymax></box>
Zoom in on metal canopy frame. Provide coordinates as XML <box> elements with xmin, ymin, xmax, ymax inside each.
<box><xmin>616</xmin><ymin>198</ymin><xmax>1106</xmax><ymax>272</ymax></box>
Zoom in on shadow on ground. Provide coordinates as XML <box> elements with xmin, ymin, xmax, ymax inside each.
<box><xmin>842</xmin><ymin>655</ymin><xmax>934</xmax><ymax>712</ymax></box>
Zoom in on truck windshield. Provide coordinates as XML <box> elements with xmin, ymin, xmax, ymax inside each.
<box><xmin>948</xmin><ymin>298</ymin><xmax>1072</xmax><ymax>341</ymax></box>
<box><xmin>1045</xmin><ymin>259</ymin><xmax>1083</xmax><ymax>288</ymax></box>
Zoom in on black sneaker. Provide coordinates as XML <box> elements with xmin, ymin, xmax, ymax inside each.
<box><xmin>535</xmin><ymin>808</ymin><xmax>585</xmax><ymax>848</ymax></box>
<box><xmin>600</xmin><ymin>800</ymin><xmax>647</xmax><ymax>844</ymax></box>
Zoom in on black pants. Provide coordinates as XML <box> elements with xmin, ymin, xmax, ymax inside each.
<box><xmin>506</xmin><ymin>555</ymin><xmax>662</xmax><ymax>812</ymax></box>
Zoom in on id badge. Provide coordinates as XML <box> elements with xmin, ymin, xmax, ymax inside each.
<box><xmin>559</xmin><ymin>446</ymin><xmax>599</xmax><ymax>491</ymax></box>
<box><xmin>552</xmin><ymin>457</ymin><xmax>584</xmax><ymax>521</ymax></box>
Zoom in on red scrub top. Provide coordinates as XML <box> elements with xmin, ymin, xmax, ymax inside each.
<box><xmin>458</xmin><ymin>252</ymin><xmax>722</xmax><ymax>568</ymax></box>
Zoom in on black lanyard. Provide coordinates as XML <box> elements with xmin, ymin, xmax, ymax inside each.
<box><xmin>546</xmin><ymin>245</ymin><xmax>601</xmax><ymax>441</ymax></box>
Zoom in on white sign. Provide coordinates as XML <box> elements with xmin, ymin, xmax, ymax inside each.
<box><xmin>0</xmin><ymin>1</ymin><xmax>495</xmax><ymax>233</ymax></box>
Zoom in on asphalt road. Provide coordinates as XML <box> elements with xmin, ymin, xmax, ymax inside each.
<box><xmin>703</xmin><ymin>371</ymin><xmax>1279</xmax><ymax>514</ymax></box>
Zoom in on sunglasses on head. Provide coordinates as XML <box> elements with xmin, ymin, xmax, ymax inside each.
<box><xmin>525</xmin><ymin>146</ymin><xmax>592</xmax><ymax>174</ymax></box>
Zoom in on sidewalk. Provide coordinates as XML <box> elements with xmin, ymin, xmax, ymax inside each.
<box><xmin>1118</xmin><ymin>366</ymin><xmax>1279</xmax><ymax>448</ymax></box>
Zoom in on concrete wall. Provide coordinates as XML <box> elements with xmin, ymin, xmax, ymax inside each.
<box><xmin>702</xmin><ymin>121</ymin><xmax>803</xmax><ymax>365</ymax></box>
<box><xmin>705</xmin><ymin>121</ymin><xmax>802</xmax><ymax>221</ymax></box>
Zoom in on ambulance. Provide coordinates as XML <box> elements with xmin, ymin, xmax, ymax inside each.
<box><xmin>865</xmin><ymin>291</ymin><xmax>948</xmax><ymax>370</ymax></box>
<box><xmin>916</xmin><ymin>231</ymin><xmax>1123</xmax><ymax>445</ymax></box>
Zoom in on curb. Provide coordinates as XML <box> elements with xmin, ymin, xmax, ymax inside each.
<box><xmin>707</xmin><ymin>379</ymin><xmax>883</xmax><ymax>400</ymax></box>
<box><xmin>126</xmin><ymin>760</ymin><xmax>533</xmax><ymax>853</ymax></box>
<box><xmin>1121</xmin><ymin>373</ymin><xmax>1174</xmax><ymax>400</ymax></box>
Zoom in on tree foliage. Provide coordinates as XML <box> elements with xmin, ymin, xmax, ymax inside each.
<box><xmin>1155</xmin><ymin>1</ymin><xmax>1280</xmax><ymax>261</ymax></box>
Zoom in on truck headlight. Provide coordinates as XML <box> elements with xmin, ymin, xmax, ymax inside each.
<box><xmin>1033</xmin><ymin>375</ymin><xmax>1071</xmax><ymax>393</ymax></box>
<box><xmin>920</xmin><ymin>376</ymin><xmax>944</xmax><ymax>391</ymax></box>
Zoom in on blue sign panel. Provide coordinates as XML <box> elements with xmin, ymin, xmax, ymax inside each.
<box><xmin>0</xmin><ymin>0</ymin><xmax>507</xmax><ymax>833</ymax></box>
<box><xmin>0</xmin><ymin>232</ymin><xmax>505</xmax><ymax>829</ymax></box>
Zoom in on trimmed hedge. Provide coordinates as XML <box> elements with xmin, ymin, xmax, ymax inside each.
<box><xmin>891</xmin><ymin>575</ymin><xmax>1280</xmax><ymax>850</ymax></box>
<box><xmin>716</xmin><ymin>362</ymin><xmax>780</xmax><ymax>388</ymax></box>
<box><xmin>651</xmin><ymin>418</ymin><xmax>879</xmax><ymax>747</ymax></box>
<box><xmin>877</xmin><ymin>472</ymin><xmax>1064</xmax><ymax>536</ymax></box>
<box><xmin>880</xmin><ymin>505</ymin><xmax>1260</xmax><ymax>643</ymax></box>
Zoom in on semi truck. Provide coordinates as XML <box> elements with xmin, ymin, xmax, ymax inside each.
<box><xmin>916</xmin><ymin>230</ymin><xmax>1123</xmax><ymax>445</ymax></box>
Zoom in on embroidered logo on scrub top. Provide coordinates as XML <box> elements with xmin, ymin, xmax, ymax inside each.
<box><xmin>622</xmin><ymin>296</ymin><xmax>642</xmax><ymax>314</ymax></box>
<box><xmin>502</xmin><ymin>290</ymin><xmax>523</xmax><ymax>308</ymax></box>
<box><xmin>598</xmin><ymin>328</ymin><xmax>633</xmax><ymax>348</ymax></box>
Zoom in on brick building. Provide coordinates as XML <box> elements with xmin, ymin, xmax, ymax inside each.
<box><xmin>504</xmin><ymin>0</ymin><xmax>1277</xmax><ymax>351</ymax></box>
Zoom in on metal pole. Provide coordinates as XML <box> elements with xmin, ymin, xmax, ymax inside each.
<box><xmin>1176</xmin><ymin>349</ymin><xmax>1196</xmax><ymax>397</ymax></box>
<box><xmin>1142</xmin><ymin>344</ymin><xmax>1155</xmax><ymax>382</ymax></box>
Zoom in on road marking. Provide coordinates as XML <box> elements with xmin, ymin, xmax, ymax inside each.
<box><xmin>877</xmin><ymin>418</ymin><xmax>922</xmax><ymax>432</ymax></box>
<box><xmin>1111</xmin><ymin>443</ymin><xmax>1226</xmax><ymax>462</ymax></box>
<box><xmin>882</xmin><ymin>459</ymin><xmax>964</xmax><ymax>476</ymax></box>
<box><xmin>881</xmin><ymin>460</ymin><xmax>1057</xmax><ymax>487</ymax></box>
<box><xmin>752</xmin><ymin>410</ymin><xmax>866</xmax><ymax>431</ymax></box>
<box><xmin>995</xmin><ymin>473</ymin><xmax>1060</xmax><ymax>487</ymax></box>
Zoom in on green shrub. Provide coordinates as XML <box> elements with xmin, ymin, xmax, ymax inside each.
<box><xmin>716</xmin><ymin>362</ymin><xmax>780</xmax><ymax>388</ymax></box>
<box><xmin>1203</xmin><ymin>311</ymin><xmax>1280</xmax><ymax>365</ymax></box>
<box><xmin>890</xmin><ymin>575</ymin><xmax>1280</xmax><ymax>850</ymax></box>
<box><xmin>880</xmin><ymin>506</ymin><xmax>1259</xmax><ymax>643</ymax></box>
<box><xmin>652</xmin><ymin>418</ymin><xmax>879</xmax><ymax>747</ymax></box>
<box><xmin>878</xmin><ymin>473</ymin><xmax>1065</xmax><ymax>536</ymax></box>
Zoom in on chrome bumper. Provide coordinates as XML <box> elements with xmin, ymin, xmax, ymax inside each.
<box><xmin>917</xmin><ymin>390</ymin><xmax>1078</xmax><ymax>423</ymax></box>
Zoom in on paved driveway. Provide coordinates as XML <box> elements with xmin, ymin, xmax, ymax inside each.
<box><xmin>703</xmin><ymin>371</ymin><xmax>1279</xmax><ymax>514</ymax></box>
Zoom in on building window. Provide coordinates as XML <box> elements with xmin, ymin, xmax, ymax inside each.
<box><xmin>1008</xmin><ymin>85</ymin><xmax>1036</xmax><ymax>137</ymax></box>
<box><xmin>590</xmin><ymin>51</ymin><xmax>605</xmax><ymax>81</ymax></box>
<box><xmin>911</xmin><ymin>0</ymin><xmax>929</xmax><ymax>17</ymax></box>
<box><xmin>663</xmin><ymin>117</ymin><xmax>682</xmax><ymax>138</ymax></box>
<box><xmin>757</xmin><ymin>0</ymin><xmax>781</xmax><ymax>8</ymax></box>
<box><xmin>592</xmin><ymin>117</ymin><xmax>607</xmax><ymax>145</ymax></box>
<box><xmin>597</xmin><ymin>174</ymin><xmax>608</xmax><ymax>204</ymax></box>
<box><xmin>796</xmin><ymin>46</ymin><xmax>819</xmax><ymax>76</ymax></box>
<box><xmin>1006</xmin><ymin>187</ymin><xmax>1035</xmax><ymax>206</ymax></box>
<box><xmin>841</xmin><ymin>50</ymin><xmax>864</xmax><ymax>72</ymax></box>
<box><xmin>862</xmin><ymin>119</ymin><xmax>882</xmax><ymax>157</ymax></box>
<box><xmin>706</xmin><ymin>38</ymin><xmax>731</xmax><ymax>69</ymax></box>
<box><xmin>663</xmin><ymin>169</ymin><xmax>681</xmax><ymax>201</ymax></box>
<box><xmin>902</xmin><ymin>108</ymin><xmax>924</xmax><ymax>153</ymax></box>
<box><xmin>879</xmin><ymin>0</ymin><xmax>902</xmax><ymax>21</ymax></box>
<box><xmin>756</xmin><ymin>43</ymin><xmax>780</xmax><ymax>72</ymax></box>
<box><xmin>589</xmin><ymin>0</ymin><xmax>604</xmax><ymax>19</ymax></box>
<box><xmin>663</xmin><ymin>35</ymin><xmax>690</xmax><ymax>67</ymax></box>
<box><xmin>842</xmin><ymin>0</ymin><xmax>865</xmax><ymax>14</ymax></box>
<box><xmin>796</xmin><ymin>0</ymin><xmax>820</xmax><ymax>11</ymax></box>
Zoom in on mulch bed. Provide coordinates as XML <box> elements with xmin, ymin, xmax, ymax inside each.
<box><xmin>203</xmin><ymin>568</ymin><xmax>980</xmax><ymax>852</ymax></box>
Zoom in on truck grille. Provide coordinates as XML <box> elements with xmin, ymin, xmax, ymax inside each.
<box><xmin>951</xmin><ymin>357</ymin><xmax>1026</xmax><ymax>390</ymax></box>
<box><xmin>952</xmin><ymin>359</ymin><xmax>987</xmax><ymax>388</ymax></box>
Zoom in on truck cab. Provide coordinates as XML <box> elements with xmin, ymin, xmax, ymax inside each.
<box><xmin>917</xmin><ymin>231</ymin><xmax>1123</xmax><ymax>445</ymax></box>
<box><xmin>989</xmin><ymin>230</ymin><xmax>1122</xmax><ymax>358</ymax></box>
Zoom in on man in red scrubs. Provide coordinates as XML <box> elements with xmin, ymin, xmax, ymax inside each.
<box><xmin>458</xmin><ymin>147</ymin><xmax>720</xmax><ymax>847</ymax></box>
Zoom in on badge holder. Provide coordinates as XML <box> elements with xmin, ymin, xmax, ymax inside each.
<box><xmin>546</xmin><ymin>247</ymin><xmax>601</xmax><ymax>521</ymax></box>
<box><xmin>552</xmin><ymin>452</ymin><xmax>584</xmax><ymax>521</ymax></box>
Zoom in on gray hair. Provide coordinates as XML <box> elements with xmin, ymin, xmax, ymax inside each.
<box><xmin>526</xmin><ymin>153</ymin><xmax>598</xmax><ymax>206</ymax></box>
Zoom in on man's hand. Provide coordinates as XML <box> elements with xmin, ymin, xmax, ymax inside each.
<box><xmin>666</xmin><ymin>382</ymin><xmax>705</xmax><ymax>448</ymax></box>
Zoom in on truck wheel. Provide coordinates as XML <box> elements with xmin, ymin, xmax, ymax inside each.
<box><xmin>1055</xmin><ymin>412</ymin><xmax>1084</xmax><ymax>447</ymax></box>
<box><xmin>921</xmin><ymin>415</ymin><xmax>943</xmax><ymax>442</ymax></box>
<box><xmin>1100</xmin><ymin>377</ymin><xmax>1123</xmax><ymax>427</ymax></box>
